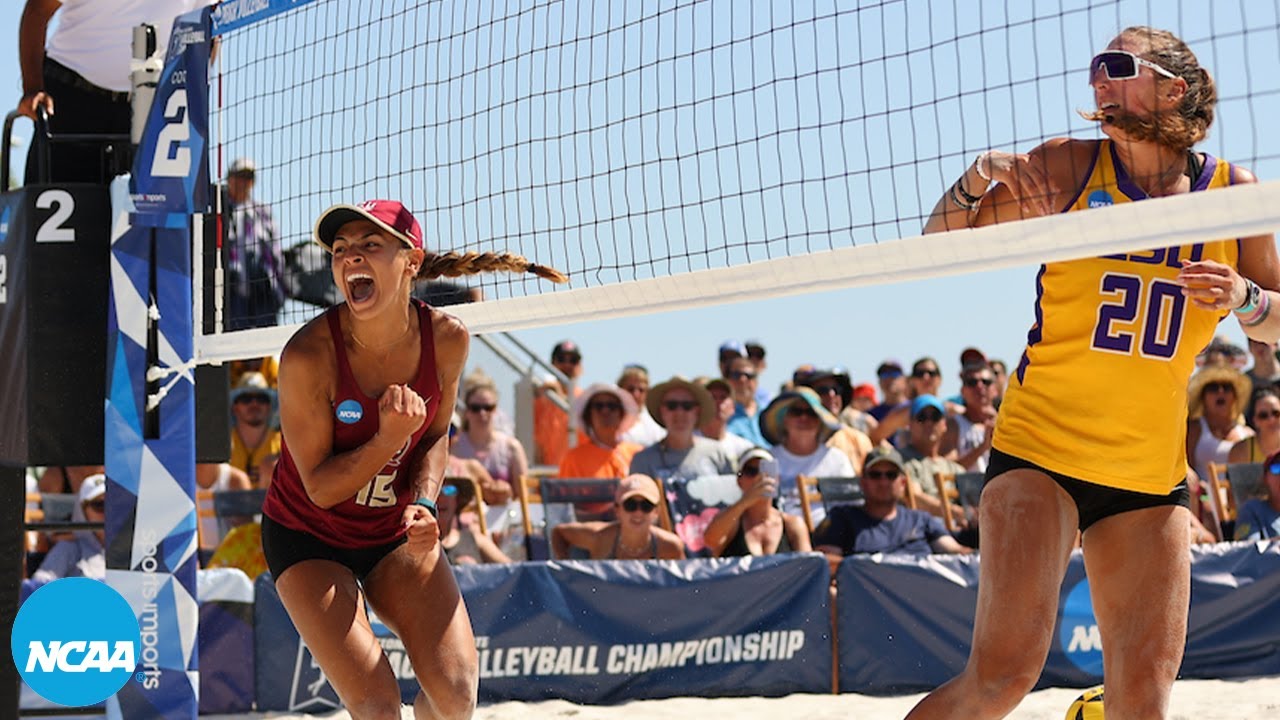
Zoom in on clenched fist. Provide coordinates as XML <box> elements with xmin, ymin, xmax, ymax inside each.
<box><xmin>378</xmin><ymin>384</ymin><xmax>427</xmax><ymax>445</ymax></box>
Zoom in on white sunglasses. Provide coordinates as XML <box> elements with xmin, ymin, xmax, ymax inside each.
<box><xmin>1090</xmin><ymin>50</ymin><xmax>1179</xmax><ymax>82</ymax></box>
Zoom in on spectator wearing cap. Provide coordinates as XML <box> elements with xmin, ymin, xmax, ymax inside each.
<box><xmin>534</xmin><ymin>340</ymin><xmax>589</xmax><ymax>466</ymax></box>
<box><xmin>618</xmin><ymin>365</ymin><xmax>666</xmax><ymax>447</ymax></box>
<box><xmin>725</xmin><ymin>356</ymin><xmax>768</xmax><ymax>447</ymax></box>
<box><xmin>941</xmin><ymin>363</ymin><xmax>998</xmax><ymax>473</ymax></box>
<box><xmin>228</xmin><ymin>371</ymin><xmax>282</xmax><ymax>488</ymax></box>
<box><xmin>32</xmin><ymin>473</ymin><xmax>107</xmax><ymax>583</ymax></box>
<box><xmin>452</xmin><ymin>369</ymin><xmax>525</xmax><ymax>516</ymax></box>
<box><xmin>695</xmin><ymin>376</ymin><xmax>755</xmax><ymax>460</ymax></box>
<box><xmin>845</xmin><ymin>383</ymin><xmax>881</xmax><ymax>436</ymax></box>
<box><xmin>630</xmin><ymin>377</ymin><xmax>736</xmax><ymax>483</ymax></box>
<box><xmin>875</xmin><ymin>356</ymin><xmax>954</xmax><ymax>448</ymax></box>
<box><xmin>900</xmin><ymin>395</ymin><xmax>967</xmax><ymax>523</ymax></box>
<box><xmin>869</xmin><ymin>359</ymin><xmax>908</xmax><ymax>422</ymax></box>
<box><xmin>1186</xmin><ymin>365</ymin><xmax>1253</xmax><ymax>493</ymax></box>
<box><xmin>438</xmin><ymin>478</ymin><xmax>511</xmax><ymax>565</ymax></box>
<box><xmin>703</xmin><ymin>448</ymin><xmax>811</xmax><ymax>558</ymax></box>
<box><xmin>550</xmin><ymin>475</ymin><xmax>685</xmax><ymax>560</ymax></box>
<box><xmin>797</xmin><ymin>368</ymin><xmax>874</xmax><ymax>475</ymax></box>
<box><xmin>1233</xmin><ymin>450</ymin><xmax>1280</xmax><ymax>541</ymax></box>
<box><xmin>558</xmin><ymin>383</ymin><xmax>644</xmax><ymax>480</ymax></box>
<box><xmin>812</xmin><ymin>447</ymin><xmax>970</xmax><ymax>567</ymax></box>
<box><xmin>758</xmin><ymin>388</ymin><xmax>855</xmax><ymax>523</ymax></box>
<box><xmin>225</xmin><ymin>157</ymin><xmax>286</xmax><ymax>330</ymax></box>
<box><xmin>718</xmin><ymin>340</ymin><xmax>747</xmax><ymax>378</ymax></box>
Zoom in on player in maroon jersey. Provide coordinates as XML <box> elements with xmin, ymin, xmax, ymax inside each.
<box><xmin>261</xmin><ymin>200</ymin><xmax>561</xmax><ymax>719</ymax></box>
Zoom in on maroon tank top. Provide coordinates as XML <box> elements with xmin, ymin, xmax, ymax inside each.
<box><xmin>263</xmin><ymin>299</ymin><xmax>441</xmax><ymax>548</ymax></box>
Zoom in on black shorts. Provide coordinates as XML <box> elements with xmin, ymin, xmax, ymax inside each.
<box><xmin>261</xmin><ymin>515</ymin><xmax>406</xmax><ymax>582</ymax></box>
<box><xmin>985</xmin><ymin>447</ymin><xmax>1190</xmax><ymax>532</ymax></box>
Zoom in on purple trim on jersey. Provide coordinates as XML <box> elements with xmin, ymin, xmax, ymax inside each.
<box><xmin>1059</xmin><ymin>141</ymin><xmax>1102</xmax><ymax>212</ymax></box>
<box><xmin>1109</xmin><ymin>142</ymin><xmax>1147</xmax><ymax>201</ymax></box>
<box><xmin>1192</xmin><ymin>153</ymin><xmax>1218</xmax><ymax>192</ymax></box>
<box><xmin>1016</xmin><ymin>265</ymin><xmax>1048</xmax><ymax>385</ymax></box>
<box><xmin>1111</xmin><ymin>143</ymin><xmax>1219</xmax><ymax>199</ymax></box>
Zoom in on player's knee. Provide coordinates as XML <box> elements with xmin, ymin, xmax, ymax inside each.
<box><xmin>344</xmin><ymin>694</ymin><xmax>404</xmax><ymax>720</ymax></box>
<box><xmin>419</xmin><ymin>655</ymin><xmax>478</xmax><ymax>720</ymax></box>
<box><xmin>964</xmin><ymin>654</ymin><xmax>1042</xmax><ymax>713</ymax></box>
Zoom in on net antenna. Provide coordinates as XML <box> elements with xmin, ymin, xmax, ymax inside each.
<box><xmin>202</xmin><ymin>0</ymin><xmax>1280</xmax><ymax>364</ymax></box>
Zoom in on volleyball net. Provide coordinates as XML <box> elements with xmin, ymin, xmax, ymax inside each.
<box><xmin>201</xmin><ymin>0</ymin><xmax>1280</xmax><ymax>363</ymax></box>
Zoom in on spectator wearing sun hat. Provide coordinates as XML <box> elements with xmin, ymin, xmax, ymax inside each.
<box><xmin>32</xmin><ymin>474</ymin><xmax>107</xmax><ymax>583</ymax></box>
<box><xmin>558</xmin><ymin>383</ymin><xmax>645</xmax><ymax>480</ymax></box>
<box><xmin>229</xmin><ymin>371</ymin><xmax>281</xmax><ymax>487</ymax></box>
<box><xmin>630</xmin><ymin>376</ymin><xmax>736</xmax><ymax>484</ymax></box>
<box><xmin>797</xmin><ymin>368</ymin><xmax>875</xmax><ymax>475</ymax></box>
<box><xmin>1186</xmin><ymin>364</ymin><xmax>1253</xmax><ymax>491</ymax></box>
<box><xmin>758</xmin><ymin>387</ymin><xmax>855</xmax><ymax>523</ymax></box>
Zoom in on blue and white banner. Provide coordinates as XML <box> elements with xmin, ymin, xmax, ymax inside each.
<box><xmin>106</xmin><ymin>180</ymin><xmax>200</xmax><ymax>720</ymax></box>
<box><xmin>130</xmin><ymin>7</ymin><xmax>212</xmax><ymax>220</ymax></box>
<box><xmin>255</xmin><ymin>555</ymin><xmax>833</xmax><ymax>710</ymax></box>
<box><xmin>836</xmin><ymin>541</ymin><xmax>1280</xmax><ymax>694</ymax></box>
<box><xmin>210</xmin><ymin>0</ymin><xmax>321</xmax><ymax>35</ymax></box>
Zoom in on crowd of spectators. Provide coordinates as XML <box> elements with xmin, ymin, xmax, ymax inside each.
<box><xmin>24</xmin><ymin>330</ymin><xmax>1280</xmax><ymax>586</ymax></box>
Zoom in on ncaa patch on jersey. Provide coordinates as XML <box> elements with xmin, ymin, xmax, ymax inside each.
<box><xmin>11</xmin><ymin>578</ymin><xmax>142</xmax><ymax>707</ymax></box>
<box><xmin>335</xmin><ymin>398</ymin><xmax>364</xmax><ymax>424</ymax></box>
<box><xmin>1087</xmin><ymin>190</ymin><xmax>1114</xmax><ymax>208</ymax></box>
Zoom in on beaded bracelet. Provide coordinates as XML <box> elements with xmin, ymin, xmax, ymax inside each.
<box><xmin>947</xmin><ymin>182</ymin><xmax>977</xmax><ymax>211</ymax></box>
<box><xmin>1238</xmin><ymin>293</ymin><xmax>1271</xmax><ymax>326</ymax></box>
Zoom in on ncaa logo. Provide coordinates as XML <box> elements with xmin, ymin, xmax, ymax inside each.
<box><xmin>335</xmin><ymin>398</ymin><xmax>364</xmax><ymax>424</ymax></box>
<box><xmin>0</xmin><ymin>206</ymin><xmax>10</xmax><ymax>246</ymax></box>
<box><xmin>1059</xmin><ymin>578</ymin><xmax>1103</xmax><ymax>675</ymax></box>
<box><xmin>11</xmin><ymin>578</ymin><xmax>142</xmax><ymax>707</ymax></box>
<box><xmin>1087</xmin><ymin>190</ymin><xmax>1114</xmax><ymax>208</ymax></box>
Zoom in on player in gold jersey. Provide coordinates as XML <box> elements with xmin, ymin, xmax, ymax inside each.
<box><xmin>907</xmin><ymin>27</ymin><xmax>1280</xmax><ymax>720</ymax></box>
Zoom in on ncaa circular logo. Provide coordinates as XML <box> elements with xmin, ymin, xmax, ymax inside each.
<box><xmin>1087</xmin><ymin>189</ymin><xmax>1114</xmax><ymax>208</ymax></box>
<box><xmin>335</xmin><ymin>398</ymin><xmax>364</xmax><ymax>424</ymax></box>
<box><xmin>11</xmin><ymin>578</ymin><xmax>141</xmax><ymax>706</ymax></box>
<box><xmin>1058</xmin><ymin>578</ymin><xmax>1103</xmax><ymax>675</ymax></box>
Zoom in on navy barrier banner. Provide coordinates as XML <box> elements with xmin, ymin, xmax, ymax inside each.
<box><xmin>256</xmin><ymin>554</ymin><xmax>832</xmax><ymax>710</ymax></box>
<box><xmin>837</xmin><ymin>541</ymin><xmax>1280</xmax><ymax>694</ymax></box>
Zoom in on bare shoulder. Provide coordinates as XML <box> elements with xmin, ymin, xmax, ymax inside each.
<box><xmin>278</xmin><ymin>312</ymin><xmax>337</xmax><ymax>392</ymax></box>
<box><xmin>429</xmin><ymin>307</ymin><xmax>470</xmax><ymax>365</ymax></box>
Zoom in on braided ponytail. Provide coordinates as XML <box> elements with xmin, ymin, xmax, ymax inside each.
<box><xmin>416</xmin><ymin>251</ymin><xmax>568</xmax><ymax>284</ymax></box>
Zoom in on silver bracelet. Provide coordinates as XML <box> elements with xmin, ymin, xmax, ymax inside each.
<box><xmin>974</xmin><ymin>151</ymin><xmax>993</xmax><ymax>183</ymax></box>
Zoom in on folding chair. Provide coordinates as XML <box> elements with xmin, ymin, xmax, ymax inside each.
<box><xmin>1207</xmin><ymin>462</ymin><xmax>1265</xmax><ymax>541</ymax></box>
<box><xmin>935</xmin><ymin>471</ymin><xmax>985</xmax><ymax>533</ymax></box>
<box><xmin>796</xmin><ymin>476</ymin><xmax>864</xmax><ymax>533</ymax></box>
<box><xmin>444</xmin><ymin>474</ymin><xmax>488</xmax><ymax>536</ymax></box>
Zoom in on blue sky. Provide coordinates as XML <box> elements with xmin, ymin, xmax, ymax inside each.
<box><xmin>2</xmin><ymin>0</ymin><xmax>1274</xmax><ymax>402</ymax></box>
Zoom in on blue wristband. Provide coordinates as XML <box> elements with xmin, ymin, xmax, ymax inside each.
<box><xmin>413</xmin><ymin>497</ymin><xmax>438</xmax><ymax>519</ymax></box>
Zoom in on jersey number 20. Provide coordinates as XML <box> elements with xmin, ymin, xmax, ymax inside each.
<box><xmin>1091</xmin><ymin>273</ymin><xmax>1185</xmax><ymax>359</ymax></box>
